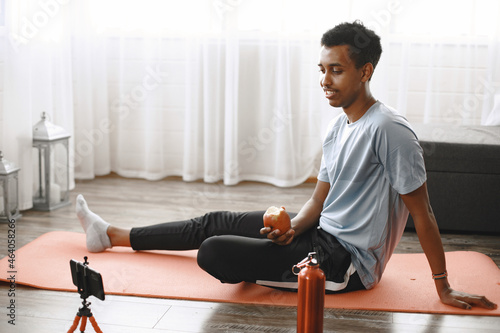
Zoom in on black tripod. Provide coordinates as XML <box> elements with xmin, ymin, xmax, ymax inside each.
<box><xmin>67</xmin><ymin>298</ymin><xmax>103</xmax><ymax>333</ymax></box>
<box><xmin>67</xmin><ymin>257</ymin><xmax>105</xmax><ymax>333</ymax></box>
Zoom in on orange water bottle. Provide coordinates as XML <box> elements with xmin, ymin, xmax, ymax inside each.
<box><xmin>293</xmin><ymin>252</ymin><xmax>325</xmax><ymax>333</ymax></box>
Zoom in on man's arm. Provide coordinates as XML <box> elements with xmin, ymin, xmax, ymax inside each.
<box><xmin>400</xmin><ymin>182</ymin><xmax>497</xmax><ymax>310</ymax></box>
<box><xmin>261</xmin><ymin>180</ymin><xmax>330</xmax><ymax>246</ymax></box>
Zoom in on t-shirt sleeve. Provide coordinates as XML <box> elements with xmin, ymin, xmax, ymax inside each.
<box><xmin>317</xmin><ymin>155</ymin><xmax>329</xmax><ymax>183</ymax></box>
<box><xmin>375</xmin><ymin>121</ymin><xmax>427</xmax><ymax>195</ymax></box>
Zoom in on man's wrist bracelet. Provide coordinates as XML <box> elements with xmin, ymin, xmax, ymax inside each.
<box><xmin>432</xmin><ymin>271</ymin><xmax>448</xmax><ymax>280</ymax></box>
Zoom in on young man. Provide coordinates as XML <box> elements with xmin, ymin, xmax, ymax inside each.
<box><xmin>77</xmin><ymin>21</ymin><xmax>496</xmax><ymax>310</ymax></box>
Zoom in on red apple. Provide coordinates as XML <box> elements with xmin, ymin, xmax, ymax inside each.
<box><xmin>263</xmin><ymin>206</ymin><xmax>291</xmax><ymax>236</ymax></box>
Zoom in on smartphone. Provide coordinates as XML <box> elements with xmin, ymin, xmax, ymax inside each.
<box><xmin>70</xmin><ymin>259</ymin><xmax>105</xmax><ymax>301</ymax></box>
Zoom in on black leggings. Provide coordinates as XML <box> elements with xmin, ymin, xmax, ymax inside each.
<box><xmin>130</xmin><ymin>211</ymin><xmax>365</xmax><ymax>293</ymax></box>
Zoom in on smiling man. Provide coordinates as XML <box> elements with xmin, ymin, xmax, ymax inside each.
<box><xmin>305</xmin><ymin>21</ymin><xmax>495</xmax><ymax>308</ymax></box>
<box><xmin>76</xmin><ymin>21</ymin><xmax>496</xmax><ymax>310</ymax></box>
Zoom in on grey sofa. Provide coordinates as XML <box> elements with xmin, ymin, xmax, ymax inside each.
<box><xmin>406</xmin><ymin>124</ymin><xmax>500</xmax><ymax>233</ymax></box>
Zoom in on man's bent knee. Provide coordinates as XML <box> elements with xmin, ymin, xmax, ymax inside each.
<box><xmin>197</xmin><ymin>236</ymin><xmax>237</xmax><ymax>283</ymax></box>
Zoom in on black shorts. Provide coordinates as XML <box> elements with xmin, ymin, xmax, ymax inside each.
<box><xmin>130</xmin><ymin>211</ymin><xmax>365</xmax><ymax>294</ymax></box>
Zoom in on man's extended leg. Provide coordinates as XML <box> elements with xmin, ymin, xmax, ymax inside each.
<box><xmin>129</xmin><ymin>210</ymin><xmax>269</xmax><ymax>250</ymax></box>
<box><xmin>76</xmin><ymin>194</ymin><xmax>271</xmax><ymax>252</ymax></box>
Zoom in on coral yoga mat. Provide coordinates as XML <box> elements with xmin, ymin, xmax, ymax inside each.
<box><xmin>1</xmin><ymin>231</ymin><xmax>499</xmax><ymax>316</ymax></box>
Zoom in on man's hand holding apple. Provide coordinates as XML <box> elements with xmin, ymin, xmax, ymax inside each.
<box><xmin>260</xmin><ymin>206</ymin><xmax>295</xmax><ymax>246</ymax></box>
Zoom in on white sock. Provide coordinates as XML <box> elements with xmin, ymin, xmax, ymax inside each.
<box><xmin>76</xmin><ymin>194</ymin><xmax>111</xmax><ymax>253</ymax></box>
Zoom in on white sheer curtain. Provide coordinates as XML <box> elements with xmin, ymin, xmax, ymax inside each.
<box><xmin>1</xmin><ymin>0</ymin><xmax>75</xmax><ymax>210</ymax></box>
<box><xmin>70</xmin><ymin>1</ymin><xmax>110</xmax><ymax>179</ymax></box>
<box><xmin>1</xmin><ymin>0</ymin><xmax>499</xmax><ymax>210</ymax></box>
<box><xmin>80</xmin><ymin>0</ymin><xmax>337</xmax><ymax>185</ymax></box>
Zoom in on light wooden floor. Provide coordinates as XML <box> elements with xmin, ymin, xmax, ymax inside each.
<box><xmin>0</xmin><ymin>175</ymin><xmax>499</xmax><ymax>332</ymax></box>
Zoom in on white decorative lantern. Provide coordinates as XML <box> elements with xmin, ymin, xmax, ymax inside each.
<box><xmin>0</xmin><ymin>151</ymin><xmax>22</xmax><ymax>222</ymax></box>
<box><xmin>32</xmin><ymin>112</ymin><xmax>71</xmax><ymax>210</ymax></box>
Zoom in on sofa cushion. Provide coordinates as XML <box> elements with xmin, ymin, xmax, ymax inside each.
<box><xmin>412</xmin><ymin>124</ymin><xmax>500</xmax><ymax>174</ymax></box>
<box><xmin>419</xmin><ymin>141</ymin><xmax>500</xmax><ymax>175</ymax></box>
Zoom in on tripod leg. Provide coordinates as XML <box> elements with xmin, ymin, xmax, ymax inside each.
<box><xmin>79</xmin><ymin>316</ymin><xmax>88</xmax><ymax>332</ymax></box>
<box><xmin>67</xmin><ymin>315</ymin><xmax>81</xmax><ymax>333</ymax></box>
<box><xmin>89</xmin><ymin>316</ymin><xmax>103</xmax><ymax>333</ymax></box>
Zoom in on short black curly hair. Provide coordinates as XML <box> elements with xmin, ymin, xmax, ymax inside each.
<box><xmin>321</xmin><ymin>21</ymin><xmax>382</xmax><ymax>73</ymax></box>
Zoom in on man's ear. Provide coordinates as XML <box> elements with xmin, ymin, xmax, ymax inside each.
<box><xmin>360</xmin><ymin>63</ymin><xmax>374</xmax><ymax>82</ymax></box>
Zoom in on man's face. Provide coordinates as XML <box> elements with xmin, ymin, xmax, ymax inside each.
<box><xmin>318</xmin><ymin>45</ymin><xmax>365</xmax><ymax>109</ymax></box>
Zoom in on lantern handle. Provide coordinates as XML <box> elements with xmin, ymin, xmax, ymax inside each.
<box><xmin>40</xmin><ymin>111</ymin><xmax>54</xmax><ymax>122</ymax></box>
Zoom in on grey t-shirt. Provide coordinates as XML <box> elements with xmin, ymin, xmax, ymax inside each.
<box><xmin>318</xmin><ymin>101</ymin><xmax>426</xmax><ymax>289</ymax></box>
